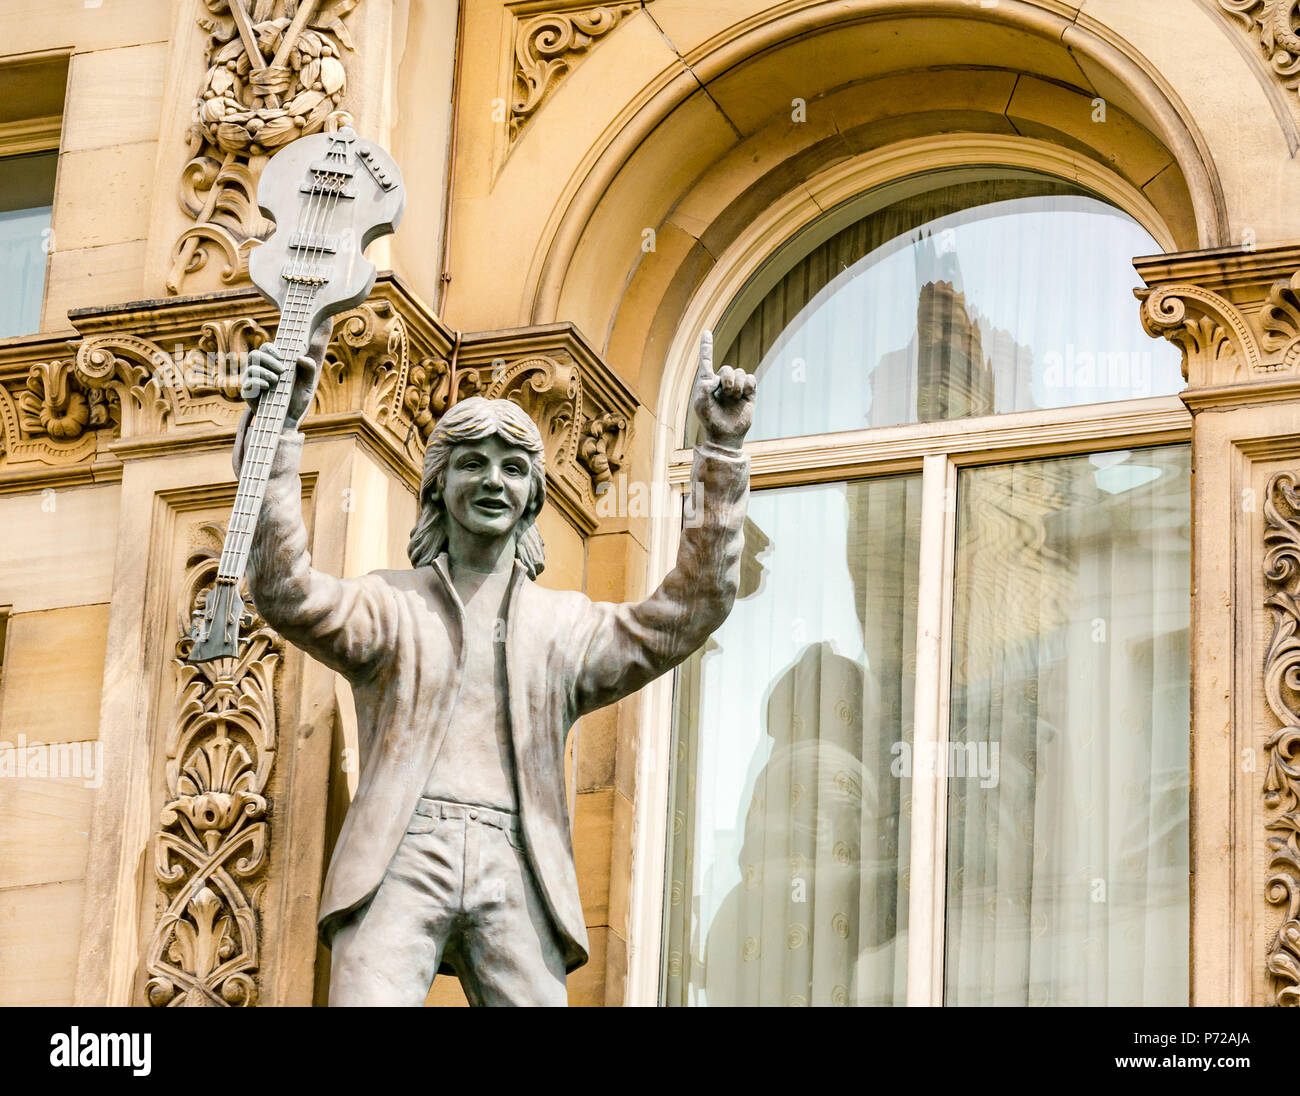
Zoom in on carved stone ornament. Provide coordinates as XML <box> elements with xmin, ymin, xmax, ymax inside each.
<box><xmin>0</xmin><ymin>277</ymin><xmax>638</xmax><ymax>530</ymax></box>
<box><xmin>1135</xmin><ymin>245</ymin><xmax>1300</xmax><ymax>391</ymax></box>
<box><xmin>145</xmin><ymin>521</ymin><xmax>281</xmax><ymax>1006</ymax></box>
<box><xmin>456</xmin><ymin>325</ymin><xmax>635</xmax><ymax>531</ymax></box>
<box><xmin>169</xmin><ymin>1</ymin><xmax>362</xmax><ymax>295</ymax></box>
<box><xmin>509</xmin><ymin>3</ymin><xmax>642</xmax><ymax>144</ymax></box>
<box><xmin>1218</xmin><ymin>1</ymin><xmax>1300</xmax><ymax>90</ymax></box>
<box><xmin>1261</xmin><ymin>470</ymin><xmax>1300</xmax><ymax>1005</ymax></box>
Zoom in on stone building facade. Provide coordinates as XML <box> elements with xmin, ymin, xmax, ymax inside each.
<box><xmin>1</xmin><ymin>0</ymin><xmax>1299</xmax><ymax>1006</ymax></box>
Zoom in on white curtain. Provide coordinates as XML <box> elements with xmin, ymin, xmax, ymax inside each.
<box><xmin>663</xmin><ymin>476</ymin><xmax>921</xmax><ymax>1006</ymax></box>
<box><xmin>690</xmin><ymin>176</ymin><xmax>1183</xmax><ymax>445</ymax></box>
<box><xmin>0</xmin><ymin>205</ymin><xmax>51</xmax><ymax>338</ymax></box>
<box><xmin>0</xmin><ymin>151</ymin><xmax>56</xmax><ymax>340</ymax></box>
<box><xmin>665</xmin><ymin>172</ymin><xmax>1190</xmax><ymax>1007</ymax></box>
<box><xmin>944</xmin><ymin>445</ymin><xmax>1190</xmax><ymax>1006</ymax></box>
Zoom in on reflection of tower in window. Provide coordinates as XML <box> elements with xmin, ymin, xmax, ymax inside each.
<box><xmin>912</xmin><ymin>230</ymin><xmax>995</xmax><ymax>423</ymax></box>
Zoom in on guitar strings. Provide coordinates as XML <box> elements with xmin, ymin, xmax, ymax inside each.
<box><xmin>229</xmin><ymin>130</ymin><xmax>349</xmax><ymax>573</ymax></box>
<box><xmin>219</xmin><ymin>155</ymin><xmax>332</xmax><ymax>582</ymax></box>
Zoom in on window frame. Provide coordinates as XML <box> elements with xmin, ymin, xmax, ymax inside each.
<box><xmin>0</xmin><ymin>53</ymin><xmax>65</xmax><ymax>340</ymax></box>
<box><xmin>626</xmin><ymin>142</ymin><xmax>1193</xmax><ymax>1007</ymax></box>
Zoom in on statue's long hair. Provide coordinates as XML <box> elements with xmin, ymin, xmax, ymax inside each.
<box><xmin>407</xmin><ymin>397</ymin><xmax>547</xmax><ymax>577</ymax></box>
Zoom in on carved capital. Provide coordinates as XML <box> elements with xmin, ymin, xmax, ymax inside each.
<box><xmin>1136</xmin><ymin>244</ymin><xmax>1300</xmax><ymax>397</ymax></box>
<box><xmin>508</xmin><ymin>3</ymin><xmax>642</xmax><ymax>145</ymax></box>
<box><xmin>169</xmin><ymin>1</ymin><xmax>363</xmax><ymax>295</ymax></box>
<box><xmin>456</xmin><ymin>323</ymin><xmax>637</xmax><ymax>532</ymax></box>
<box><xmin>0</xmin><ymin>343</ymin><xmax>110</xmax><ymax>483</ymax></box>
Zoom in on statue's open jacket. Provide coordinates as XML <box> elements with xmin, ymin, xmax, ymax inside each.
<box><xmin>240</xmin><ymin>429</ymin><xmax>750</xmax><ymax>970</ymax></box>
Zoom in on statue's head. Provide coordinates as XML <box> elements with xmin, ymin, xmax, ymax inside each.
<box><xmin>407</xmin><ymin>397</ymin><xmax>547</xmax><ymax>577</ymax></box>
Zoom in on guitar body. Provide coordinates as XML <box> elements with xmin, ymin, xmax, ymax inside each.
<box><xmin>187</xmin><ymin>127</ymin><xmax>405</xmax><ymax>664</ymax></box>
<box><xmin>248</xmin><ymin>127</ymin><xmax>405</xmax><ymax>323</ymax></box>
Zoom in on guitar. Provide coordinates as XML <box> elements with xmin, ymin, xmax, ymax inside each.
<box><xmin>187</xmin><ymin>125</ymin><xmax>405</xmax><ymax>664</ymax></box>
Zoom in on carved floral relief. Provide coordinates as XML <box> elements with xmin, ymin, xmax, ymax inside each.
<box><xmin>1262</xmin><ymin>471</ymin><xmax>1300</xmax><ymax>1005</ymax></box>
<box><xmin>508</xmin><ymin>3</ymin><xmax>643</xmax><ymax>144</ymax></box>
<box><xmin>170</xmin><ymin>1</ymin><xmax>362</xmax><ymax>295</ymax></box>
<box><xmin>145</xmin><ymin>522</ymin><xmax>281</xmax><ymax>1006</ymax></box>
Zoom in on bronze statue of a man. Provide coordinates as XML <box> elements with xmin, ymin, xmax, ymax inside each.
<box><xmin>238</xmin><ymin>330</ymin><xmax>755</xmax><ymax>1006</ymax></box>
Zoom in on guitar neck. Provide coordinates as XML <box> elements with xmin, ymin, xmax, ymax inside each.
<box><xmin>215</xmin><ymin>288</ymin><xmax>319</xmax><ymax>585</ymax></box>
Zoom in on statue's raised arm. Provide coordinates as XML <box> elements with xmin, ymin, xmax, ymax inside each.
<box><xmin>569</xmin><ymin>331</ymin><xmax>757</xmax><ymax>717</ymax></box>
<box><xmin>233</xmin><ymin>327</ymin><xmax>401</xmax><ymax>684</ymax></box>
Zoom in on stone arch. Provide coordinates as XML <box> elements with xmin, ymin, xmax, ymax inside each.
<box><xmin>522</xmin><ymin>0</ymin><xmax>1226</xmax><ymax>416</ymax></box>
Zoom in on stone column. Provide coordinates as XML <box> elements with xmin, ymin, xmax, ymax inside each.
<box><xmin>1138</xmin><ymin>242</ymin><xmax>1300</xmax><ymax>1006</ymax></box>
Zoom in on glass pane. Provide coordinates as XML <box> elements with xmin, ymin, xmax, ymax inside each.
<box><xmin>944</xmin><ymin>445</ymin><xmax>1190</xmax><ymax>1006</ymax></box>
<box><xmin>663</xmin><ymin>474</ymin><xmax>921</xmax><ymax>1006</ymax></box>
<box><xmin>0</xmin><ymin>151</ymin><xmax>56</xmax><ymax>339</ymax></box>
<box><xmin>689</xmin><ymin>174</ymin><xmax>1182</xmax><ymax>444</ymax></box>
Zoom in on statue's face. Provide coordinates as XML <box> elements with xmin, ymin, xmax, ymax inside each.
<box><xmin>441</xmin><ymin>435</ymin><xmax>534</xmax><ymax>540</ymax></box>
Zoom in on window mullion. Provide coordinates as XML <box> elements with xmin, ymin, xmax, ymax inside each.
<box><xmin>906</xmin><ymin>453</ymin><xmax>958</xmax><ymax>1007</ymax></box>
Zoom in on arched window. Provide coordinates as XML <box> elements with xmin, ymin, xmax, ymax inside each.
<box><xmin>663</xmin><ymin>169</ymin><xmax>1190</xmax><ymax>1007</ymax></box>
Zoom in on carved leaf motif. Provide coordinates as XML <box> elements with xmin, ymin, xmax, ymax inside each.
<box><xmin>1218</xmin><ymin>1</ymin><xmax>1300</xmax><ymax>82</ymax></box>
<box><xmin>1262</xmin><ymin>273</ymin><xmax>1300</xmax><ymax>370</ymax></box>
<box><xmin>170</xmin><ymin>0</ymin><xmax>361</xmax><ymax>294</ymax></box>
<box><xmin>145</xmin><ymin>521</ymin><xmax>280</xmax><ymax>1007</ymax></box>
<box><xmin>1262</xmin><ymin>469</ymin><xmax>1300</xmax><ymax>1004</ymax></box>
<box><xmin>19</xmin><ymin>361</ymin><xmax>90</xmax><ymax>441</ymax></box>
<box><xmin>510</xmin><ymin>4</ymin><xmax>641</xmax><ymax>142</ymax></box>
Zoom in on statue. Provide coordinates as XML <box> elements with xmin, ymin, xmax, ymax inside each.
<box><xmin>237</xmin><ymin>329</ymin><xmax>757</xmax><ymax>1005</ymax></box>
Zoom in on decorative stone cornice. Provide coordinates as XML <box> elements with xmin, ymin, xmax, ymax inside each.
<box><xmin>168</xmin><ymin>1</ymin><xmax>362</xmax><ymax>295</ymax></box>
<box><xmin>508</xmin><ymin>2</ymin><xmax>643</xmax><ymax>145</ymax></box>
<box><xmin>1136</xmin><ymin>243</ymin><xmax>1300</xmax><ymax>399</ymax></box>
<box><xmin>0</xmin><ymin>275</ymin><xmax>638</xmax><ymax>531</ymax></box>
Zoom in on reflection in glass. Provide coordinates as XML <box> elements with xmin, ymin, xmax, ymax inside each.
<box><xmin>0</xmin><ymin>151</ymin><xmax>56</xmax><ymax>339</ymax></box>
<box><xmin>662</xmin><ymin>475</ymin><xmax>921</xmax><ymax>1006</ymax></box>
<box><xmin>689</xmin><ymin>175</ymin><xmax>1182</xmax><ymax>444</ymax></box>
<box><xmin>944</xmin><ymin>445</ymin><xmax>1190</xmax><ymax>1006</ymax></box>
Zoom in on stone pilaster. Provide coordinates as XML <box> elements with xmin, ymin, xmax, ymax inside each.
<box><xmin>1137</xmin><ymin>242</ymin><xmax>1300</xmax><ymax>1005</ymax></box>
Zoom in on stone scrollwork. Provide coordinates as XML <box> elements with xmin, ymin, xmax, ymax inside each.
<box><xmin>316</xmin><ymin>298</ymin><xmax>407</xmax><ymax>419</ymax></box>
<box><xmin>578</xmin><ymin>410</ymin><xmax>629</xmax><ymax>496</ymax></box>
<box><xmin>0</xmin><ymin>281</ymin><xmax>639</xmax><ymax>527</ymax></box>
<box><xmin>0</xmin><ymin>346</ymin><xmax>158</xmax><ymax>478</ymax></box>
<box><xmin>169</xmin><ymin>0</ymin><xmax>362</xmax><ymax>295</ymax></box>
<box><xmin>1136</xmin><ymin>248</ymin><xmax>1300</xmax><ymax>388</ymax></box>
<box><xmin>1137</xmin><ymin>283</ymin><xmax>1257</xmax><ymax>382</ymax></box>
<box><xmin>1262</xmin><ymin>470</ymin><xmax>1300</xmax><ymax>1005</ymax></box>
<box><xmin>481</xmin><ymin>354</ymin><xmax>582</xmax><ymax>466</ymax></box>
<box><xmin>458</xmin><ymin>338</ymin><xmax>635</xmax><ymax>530</ymax></box>
<box><xmin>145</xmin><ymin>521</ymin><xmax>281</xmax><ymax>1006</ymax></box>
<box><xmin>1260</xmin><ymin>270</ymin><xmax>1300</xmax><ymax>369</ymax></box>
<box><xmin>509</xmin><ymin>3</ymin><xmax>642</xmax><ymax>144</ymax></box>
<box><xmin>1219</xmin><ymin>1</ymin><xmax>1300</xmax><ymax>89</ymax></box>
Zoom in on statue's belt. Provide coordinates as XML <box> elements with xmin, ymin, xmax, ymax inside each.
<box><xmin>413</xmin><ymin>797</ymin><xmax>521</xmax><ymax>837</ymax></box>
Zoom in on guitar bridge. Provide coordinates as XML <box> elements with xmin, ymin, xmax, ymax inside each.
<box><xmin>288</xmin><ymin>232</ymin><xmax>338</xmax><ymax>253</ymax></box>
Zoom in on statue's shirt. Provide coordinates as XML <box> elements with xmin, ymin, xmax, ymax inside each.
<box><xmin>422</xmin><ymin>563</ymin><xmax>519</xmax><ymax>812</ymax></box>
